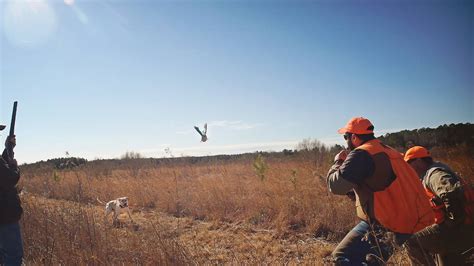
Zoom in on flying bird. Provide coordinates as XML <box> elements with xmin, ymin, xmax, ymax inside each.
<box><xmin>194</xmin><ymin>123</ymin><xmax>208</xmax><ymax>142</ymax></box>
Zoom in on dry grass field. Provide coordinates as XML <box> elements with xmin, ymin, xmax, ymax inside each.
<box><xmin>17</xmin><ymin>146</ymin><xmax>473</xmax><ymax>265</ymax></box>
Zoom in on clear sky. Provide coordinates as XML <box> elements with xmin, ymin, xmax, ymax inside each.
<box><xmin>1</xmin><ymin>0</ymin><xmax>473</xmax><ymax>163</ymax></box>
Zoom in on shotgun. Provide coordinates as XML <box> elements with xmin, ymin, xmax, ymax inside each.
<box><xmin>6</xmin><ymin>101</ymin><xmax>17</xmax><ymax>160</ymax></box>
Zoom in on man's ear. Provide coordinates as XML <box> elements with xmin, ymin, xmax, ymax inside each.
<box><xmin>351</xmin><ymin>134</ymin><xmax>360</xmax><ymax>146</ymax></box>
<box><xmin>351</xmin><ymin>134</ymin><xmax>360</xmax><ymax>147</ymax></box>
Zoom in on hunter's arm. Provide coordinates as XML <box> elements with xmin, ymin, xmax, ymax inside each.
<box><xmin>426</xmin><ymin>169</ymin><xmax>465</xmax><ymax>224</ymax></box>
<box><xmin>326</xmin><ymin>149</ymin><xmax>374</xmax><ymax>195</ymax></box>
<box><xmin>0</xmin><ymin>149</ymin><xmax>20</xmax><ymax>189</ymax></box>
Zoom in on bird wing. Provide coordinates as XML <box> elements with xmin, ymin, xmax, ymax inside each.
<box><xmin>194</xmin><ymin>126</ymin><xmax>204</xmax><ymax>137</ymax></box>
<box><xmin>203</xmin><ymin>123</ymin><xmax>207</xmax><ymax>135</ymax></box>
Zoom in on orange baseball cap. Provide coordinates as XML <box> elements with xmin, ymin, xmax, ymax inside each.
<box><xmin>404</xmin><ymin>146</ymin><xmax>431</xmax><ymax>162</ymax></box>
<box><xmin>338</xmin><ymin>117</ymin><xmax>374</xmax><ymax>135</ymax></box>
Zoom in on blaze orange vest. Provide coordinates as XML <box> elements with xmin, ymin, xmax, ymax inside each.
<box><xmin>424</xmin><ymin>166</ymin><xmax>474</xmax><ymax>225</ymax></box>
<box><xmin>356</xmin><ymin>140</ymin><xmax>435</xmax><ymax>233</ymax></box>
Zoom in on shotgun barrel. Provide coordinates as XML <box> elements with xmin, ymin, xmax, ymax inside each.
<box><xmin>9</xmin><ymin>101</ymin><xmax>17</xmax><ymax>137</ymax></box>
<box><xmin>6</xmin><ymin>101</ymin><xmax>17</xmax><ymax>160</ymax></box>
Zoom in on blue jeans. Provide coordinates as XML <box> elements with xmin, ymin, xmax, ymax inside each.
<box><xmin>331</xmin><ymin>221</ymin><xmax>411</xmax><ymax>265</ymax></box>
<box><xmin>0</xmin><ymin>223</ymin><xmax>23</xmax><ymax>266</ymax></box>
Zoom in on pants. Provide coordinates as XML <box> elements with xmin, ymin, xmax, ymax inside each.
<box><xmin>0</xmin><ymin>223</ymin><xmax>23</xmax><ymax>266</ymax></box>
<box><xmin>405</xmin><ymin>223</ymin><xmax>474</xmax><ymax>266</ymax></box>
<box><xmin>331</xmin><ymin>221</ymin><xmax>411</xmax><ymax>265</ymax></box>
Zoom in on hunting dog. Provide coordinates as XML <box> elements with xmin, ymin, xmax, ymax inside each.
<box><xmin>101</xmin><ymin>197</ymin><xmax>134</xmax><ymax>225</ymax></box>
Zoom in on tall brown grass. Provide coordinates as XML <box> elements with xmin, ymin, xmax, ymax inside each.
<box><xmin>17</xmin><ymin>146</ymin><xmax>473</xmax><ymax>264</ymax></box>
<box><xmin>21</xmin><ymin>196</ymin><xmax>194</xmax><ymax>265</ymax></box>
<box><xmin>22</xmin><ymin>156</ymin><xmax>355</xmax><ymax>235</ymax></box>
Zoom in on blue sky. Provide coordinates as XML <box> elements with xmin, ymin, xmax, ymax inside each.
<box><xmin>1</xmin><ymin>0</ymin><xmax>473</xmax><ymax>163</ymax></box>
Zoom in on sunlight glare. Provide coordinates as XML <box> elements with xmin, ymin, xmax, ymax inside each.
<box><xmin>3</xmin><ymin>0</ymin><xmax>57</xmax><ymax>48</ymax></box>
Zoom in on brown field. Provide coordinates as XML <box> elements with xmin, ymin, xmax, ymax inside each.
<box><xmin>17</xmin><ymin>146</ymin><xmax>473</xmax><ymax>265</ymax></box>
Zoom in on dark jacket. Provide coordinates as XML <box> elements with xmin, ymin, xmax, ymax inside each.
<box><xmin>0</xmin><ymin>149</ymin><xmax>22</xmax><ymax>224</ymax></box>
<box><xmin>327</xmin><ymin>147</ymin><xmax>393</xmax><ymax>221</ymax></box>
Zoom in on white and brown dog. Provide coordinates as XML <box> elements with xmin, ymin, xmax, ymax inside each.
<box><xmin>103</xmin><ymin>197</ymin><xmax>134</xmax><ymax>225</ymax></box>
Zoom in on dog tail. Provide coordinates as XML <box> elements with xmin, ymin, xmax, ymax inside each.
<box><xmin>96</xmin><ymin>197</ymin><xmax>105</xmax><ymax>204</ymax></box>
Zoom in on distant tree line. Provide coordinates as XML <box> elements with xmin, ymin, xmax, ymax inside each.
<box><xmin>21</xmin><ymin>123</ymin><xmax>472</xmax><ymax>172</ymax></box>
<box><xmin>21</xmin><ymin>157</ymin><xmax>88</xmax><ymax>172</ymax></box>
<box><xmin>378</xmin><ymin>123</ymin><xmax>473</xmax><ymax>150</ymax></box>
<box><xmin>293</xmin><ymin>138</ymin><xmax>344</xmax><ymax>168</ymax></box>
<box><xmin>121</xmin><ymin>151</ymin><xmax>143</xmax><ymax>160</ymax></box>
<box><xmin>46</xmin><ymin>157</ymin><xmax>88</xmax><ymax>169</ymax></box>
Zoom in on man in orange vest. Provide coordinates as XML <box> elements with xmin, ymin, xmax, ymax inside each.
<box><xmin>326</xmin><ymin>117</ymin><xmax>434</xmax><ymax>265</ymax></box>
<box><xmin>404</xmin><ymin>146</ymin><xmax>474</xmax><ymax>266</ymax></box>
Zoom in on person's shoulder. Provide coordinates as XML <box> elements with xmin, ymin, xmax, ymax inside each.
<box><xmin>344</xmin><ymin>149</ymin><xmax>372</xmax><ymax>166</ymax></box>
<box><xmin>348</xmin><ymin>148</ymin><xmax>371</xmax><ymax>158</ymax></box>
<box><xmin>425</xmin><ymin>163</ymin><xmax>458</xmax><ymax>187</ymax></box>
<box><xmin>428</xmin><ymin>162</ymin><xmax>454</xmax><ymax>176</ymax></box>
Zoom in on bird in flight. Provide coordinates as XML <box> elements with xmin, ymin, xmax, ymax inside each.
<box><xmin>194</xmin><ymin>123</ymin><xmax>208</xmax><ymax>142</ymax></box>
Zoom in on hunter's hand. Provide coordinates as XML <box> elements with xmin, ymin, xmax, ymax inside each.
<box><xmin>5</xmin><ymin>135</ymin><xmax>16</xmax><ymax>148</ymax></box>
<box><xmin>334</xmin><ymin>150</ymin><xmax>348</xmax><ymax>164</ymax></box>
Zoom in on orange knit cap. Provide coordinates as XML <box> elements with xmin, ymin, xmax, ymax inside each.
<box><xmin>404</xmin><ymin>146</ymin><xmax>431</xmax><ymax>162</ymax></box>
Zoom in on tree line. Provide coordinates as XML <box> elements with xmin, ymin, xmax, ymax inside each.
<box><xmin>21</xmin><ymin>123</ymin><xmax>473</xmax><ymax>171</ymax></box>
<box><xmin>378</xmin><ymin>123</ymin><xmax>473</xmax><ymax>150</ymax></box>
